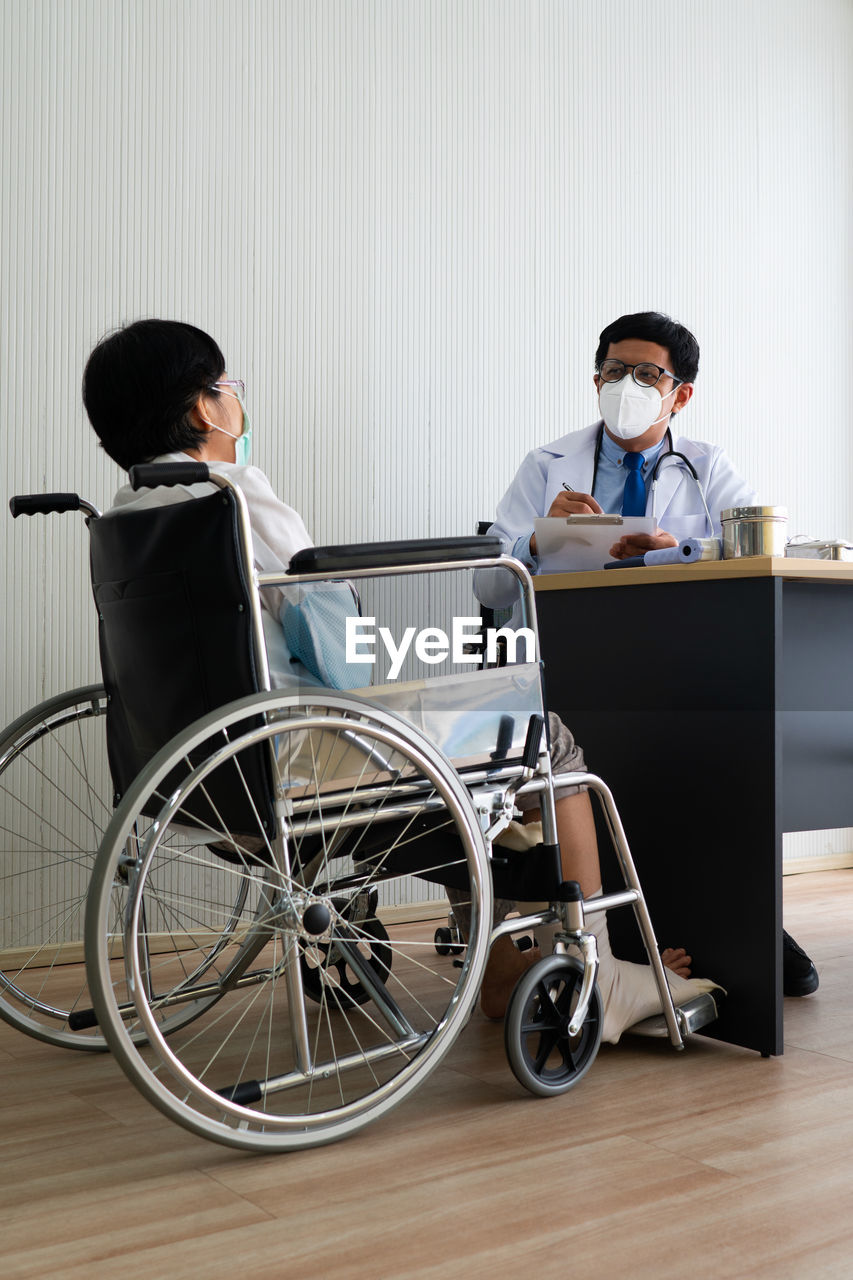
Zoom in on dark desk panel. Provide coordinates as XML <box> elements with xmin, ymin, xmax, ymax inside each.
<box><xmin>535</xmin><ymin>565</ymin><xmax>853</xmax><ymax>1057</ymax></box>
<box><xmin>780</xmin><ymin>582</ymin><xmax>853</xmax><ymax>831</ymax></box>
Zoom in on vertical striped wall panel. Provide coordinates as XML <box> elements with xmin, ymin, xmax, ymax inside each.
<box><xmin>2</xmin><ymin>0</ymin><xmax>852</xmax><ymax>862</ymax></box>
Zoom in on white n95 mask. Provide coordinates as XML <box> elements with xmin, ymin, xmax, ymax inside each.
<box><xmin>599</xmin><ymin>377</ymin><xmax>672</xmax><ymax>441</ymax></box>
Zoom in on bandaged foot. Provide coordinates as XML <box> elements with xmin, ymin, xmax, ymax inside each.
<box><xmin>584</xmin><ymin>890</ymin><xmax>722</xmax><ymax>1044</ymax></box>
<box><xmin>519</xmin><ymin>891</ymin><xmax>722</xmax><ymax>1042</ymax></box>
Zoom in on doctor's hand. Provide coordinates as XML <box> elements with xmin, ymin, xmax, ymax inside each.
<box><xmin>530</xmin><ymin>491</ymin><xmax>603</xmax><ymax>555</ymax></box>
<box><xmin>546</xmin><ymin>490</ymin><xmax>603</xmax><ymax>519</ymax></box>
<box><xmin>608</xmin><ymin>529</ymin><xmax>678</xmax><ymax>560</ymax></box>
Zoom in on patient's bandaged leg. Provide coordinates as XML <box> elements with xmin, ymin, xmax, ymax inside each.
<box><xmin>518</xmin><ymin>886</ymin><xmax>722</xmax><ymax>1043</ymax></box>
<box><xmin>585</xmin><ymin>890</ymin><xmax>722</xmax><ymax>1044</ymax></box>
<box><xmin>499</xmin><ymin>821</ymin><xmax>723</xmax><ymax>1041</ymax></box>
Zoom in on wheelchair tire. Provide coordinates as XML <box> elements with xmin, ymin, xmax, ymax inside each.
<box><xmin>0</xmin><ymin>686</ymin><xmax>112</xmax><ymax>1049</ymax></box>
<box><xmin>85</xmin><ymin>691</ymin><xmax>493</xmax><ymax>1152</ymax></box>
<box><xmin>504</xmin><ymin>954</ymin><xmax>603</xmax><ymax>1097</ymax></box>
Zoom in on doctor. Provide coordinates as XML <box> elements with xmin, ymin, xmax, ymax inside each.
<box><xmin>491</xmin><ymin>310</ymin><xmax>755</xmax><ymax>565</ymax></box>
<box><xmin>484</xmin><ymin>310</ymin><xmax>819</xmax><ymax>998</ymax></box>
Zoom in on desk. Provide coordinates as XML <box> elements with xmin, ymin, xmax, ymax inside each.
<box><xmin>534</xmin><ymin>557</ymin><xmax>853</xmax><ymax>1056</ymax></box>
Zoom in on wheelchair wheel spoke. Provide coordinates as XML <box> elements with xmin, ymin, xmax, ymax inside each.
<box><xmin>532</xmin><ymin>1027</ymin><xmax>561</xmax><ymax>1075</ymax></box>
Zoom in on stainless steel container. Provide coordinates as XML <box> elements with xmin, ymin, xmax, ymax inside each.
<box><xmin>785</xmin><ymin>539</ymin><xmax>853</xmax><ymax>561</ymax></box>
<box><xmin>720</xmin><ymin>505</ymin><xmax>788</xmax><ymax>558</ymax></box>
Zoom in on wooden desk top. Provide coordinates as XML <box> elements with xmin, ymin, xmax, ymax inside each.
<box><xmin>533</xmin><ymin>555</ymin><xmax>853</xmax><ymax>592</ymax></box>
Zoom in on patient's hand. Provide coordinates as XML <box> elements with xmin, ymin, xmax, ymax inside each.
<box><xmin>609</xmin><ymin>529</ymin><xmax>678</xmax><ymax>559</ymax></box>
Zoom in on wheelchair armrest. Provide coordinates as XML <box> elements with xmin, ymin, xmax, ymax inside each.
<box><xmin>129</xmin><ymin>462</ymin><xmax>211</xmax><ymax>490</ymax></box>
<box><xmin>288</xmin><ymin>536</ymin><xmax>504</xmax><ymax>573</ymax></box>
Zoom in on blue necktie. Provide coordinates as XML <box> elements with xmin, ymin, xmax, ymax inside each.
<box><xmin>621</xmin><ymin>452</ymin><xmax>646</xmax><ymax>516</ymax></box>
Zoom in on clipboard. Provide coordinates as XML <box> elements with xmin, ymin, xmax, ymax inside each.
<box><xmin>534</xmin><ymin>515</ymin><xmax>656</xmax><ymax>572</ymax></box>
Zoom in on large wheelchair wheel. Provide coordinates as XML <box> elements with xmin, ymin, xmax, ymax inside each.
<box><xmin>0</xmin><ymin>686</ymin><xmax>112</xmax><ymax>1049</ymax></box>
<box><xmin>0</xmin><ymin>685</ymin><xmax>252</xmax><ymax>1050</ymax></box>
<box><xmin>86</xmin><ymin>691</ymin><xmax>493</xmax><ymax>1152</ymax></box>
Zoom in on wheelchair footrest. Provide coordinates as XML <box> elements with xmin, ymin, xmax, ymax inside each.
<box><xmin>624</xmin><ymin>991</ymin><xmax>722</xmax><ymax>1040</ymax></box>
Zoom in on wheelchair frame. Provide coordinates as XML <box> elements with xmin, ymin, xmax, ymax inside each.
<box><xmin>5</xmin><ymin>466</ymin><xmax>707</xmax><ymax>1153</ymax></box>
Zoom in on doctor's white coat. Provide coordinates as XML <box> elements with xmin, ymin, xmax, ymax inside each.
<box><xmin>479</xmin><ymin>420</ymin><xmax>757</xmax><ymax>607</ymax></box>
<box><xmin>492</xmin><ymin>420</ymin><xmax>756</xmax><ymax>549</ymax></box>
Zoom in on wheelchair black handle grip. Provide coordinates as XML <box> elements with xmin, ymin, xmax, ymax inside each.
<box><xmin>129</xmin><ymin>462</ymin><xmax>211</xmax><ymax>491</ymax></box>
<box><xmin>9</xmin><ymin>493</ymin><xmax>83</xmax><ymax>518</ymax></box>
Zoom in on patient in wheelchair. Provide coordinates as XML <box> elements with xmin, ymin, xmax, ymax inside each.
<box><xmin>457</xmin><ymin>707</ymin><xmax>718</xmax><ymax>1037</ymax></box>
<box><xmin>83</xmin><ymin>318</ymin><xmax>718</xmax><ymax>1045</ymax></box>
<box><xmin>82</xmin><ymin>318</ymin><xmax>352</xmax><ymax>692</ymax></box>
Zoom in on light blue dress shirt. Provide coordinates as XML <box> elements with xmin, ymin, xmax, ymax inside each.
<box><xmin>593</xmin><ymin>429</ymin><xmax>668</xmax><ymax>515</ymax></box>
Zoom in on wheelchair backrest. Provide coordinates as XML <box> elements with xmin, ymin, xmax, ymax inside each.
<box><xmin>89</xmin><ymin>487</ymin><xmax>276</xmax><ymax>835</ymax></box>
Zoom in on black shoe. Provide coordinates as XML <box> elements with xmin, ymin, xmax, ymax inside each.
<box><xmin>783</xmin><ymin>930</ymin><xmax>819</xmax><ymax>996</ymax></box>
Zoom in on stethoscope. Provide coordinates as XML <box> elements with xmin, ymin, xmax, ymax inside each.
<box><xmin>591</xmin><ymin>423</ymin><xmax>715</xmax><ymax>536</ymax></box>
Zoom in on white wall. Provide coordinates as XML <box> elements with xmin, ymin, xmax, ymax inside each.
<box><xmin>2</xmin><ymin>0</ymin><xmax>852</xmax><ymax>858</ymax></box>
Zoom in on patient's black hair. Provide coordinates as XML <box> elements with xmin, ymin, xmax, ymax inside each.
<box><xmin>595</xmin><ymin>312</ymin><xmax>700</xmax><ymax>384</ymax></box>
<box><xmin>82</xmin><ymin>319</ymin><xmax>226</xmax><ymax>470</ymax></box>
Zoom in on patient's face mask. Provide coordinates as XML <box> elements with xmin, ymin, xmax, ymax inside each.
<box><xmin>203</xmin><ymin>380</ymin><xmax>253</xmax><ymax>465</ymax></box>
<box><xmin>598</xmin><ymin>377</ymin><xmax>674</xmax><ymax>441</ymax></box>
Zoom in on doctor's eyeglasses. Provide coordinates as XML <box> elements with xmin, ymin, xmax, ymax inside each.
<box><xmin>597</xmin><ymin>359</ymin><xmax>681</xmax><ymax>388</ymax></box>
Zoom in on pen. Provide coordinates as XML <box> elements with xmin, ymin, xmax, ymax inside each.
<box><xmin>562</xmin><ymin>482</ymin><xmax>575</xmax><ymax>493</ymax></box>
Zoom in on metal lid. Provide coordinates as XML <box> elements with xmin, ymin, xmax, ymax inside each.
<box><xmin>720</xmin><ymin>505</ymin><xmax>788</xmax><ymax>522</ymax></box>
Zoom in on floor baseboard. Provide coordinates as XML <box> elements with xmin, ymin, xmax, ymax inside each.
<box><xmin>783</xmin><ymin>853</ymin><xmax>853</xmax><ymax>876</ymax></box>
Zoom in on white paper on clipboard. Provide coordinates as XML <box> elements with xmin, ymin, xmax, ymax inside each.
<box><xmin>534</xmin><ymin>515</ymin><xmax>656</xmax><ymax>572</ymax></box>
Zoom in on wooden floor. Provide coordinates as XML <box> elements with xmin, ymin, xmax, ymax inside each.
<box><xmin>2</xmin><ymin>869</ymin><xmax>852</xmax><ymax>1279</ymax></box>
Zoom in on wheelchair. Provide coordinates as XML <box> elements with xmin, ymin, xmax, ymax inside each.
<box><xmin>5</xmin><ymin>463</ymin><xmax>717</xmax><ymax>1152</ymax></box>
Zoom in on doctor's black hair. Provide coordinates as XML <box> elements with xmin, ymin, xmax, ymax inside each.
<box><xmin>82</xmin><ymin>319</ymin><xmax>226</xmax><ymax>471</ymax></box>
<box><xmin>595</xmin><ymin>312</ymin><xmax>700</xmax><ymax>384</ymax></box>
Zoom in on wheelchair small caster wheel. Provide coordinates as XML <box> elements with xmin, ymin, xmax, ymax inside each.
<box><xmin>434</xmin><ymin>926</ymin><xmax>453</xmax><ymax>956</ymax></box>
<box><xmin>504</xmin><ymin>954</ymin><xmax>603</xmax><ymax>1097</ymax></box>
<box><xmin>434</xmin><ymin>926</ymin><xmax>465</xmax><ymax>957</ymax></box>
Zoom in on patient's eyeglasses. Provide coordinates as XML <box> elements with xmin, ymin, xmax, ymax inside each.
<box><xmin>211</xmin><ymin>378</ymin><xmax>246</xmax><ymax>400</ymax></box>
